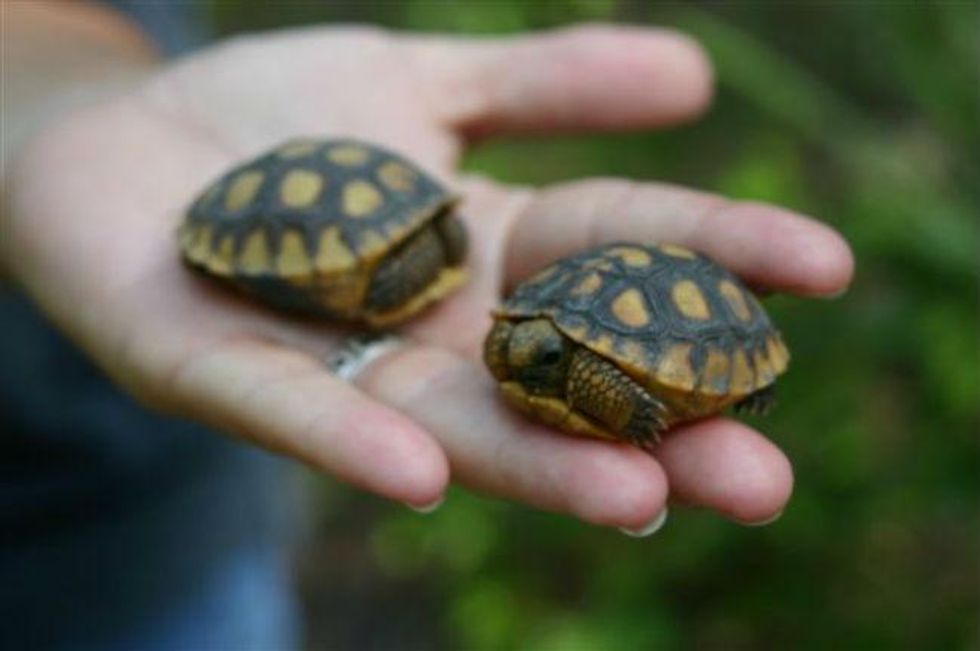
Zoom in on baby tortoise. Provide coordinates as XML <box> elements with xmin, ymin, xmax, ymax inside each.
<box><xmin>179</xmin><ymin>138</ymin><xmax>467</xmax><ymax>327</ymax></box>
<box><xmin>484</xmin><ymin>243</ymin><xmax>789</xmax><ymax>452</ymax></box>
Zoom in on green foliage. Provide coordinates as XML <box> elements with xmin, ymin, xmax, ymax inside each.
<box><xmin>212</xmin><ymin>1</ymin><xmax>979</xmax><ymax>647</ymax></box>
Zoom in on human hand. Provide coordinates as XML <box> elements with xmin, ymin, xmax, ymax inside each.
<box><xmin>5</xmin><ymin>25</ymin><xmax>852</xmax><ymax>531</ymax></box>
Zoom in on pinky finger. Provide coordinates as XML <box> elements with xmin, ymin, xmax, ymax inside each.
<box><xmin>163</xmin><ymin>337</ymin><xmax>450</xmax><ymax>508</ymax></box>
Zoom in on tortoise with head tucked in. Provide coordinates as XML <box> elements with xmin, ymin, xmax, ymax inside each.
<box><xmin>178</xmin><ymin>138</ymin><xmax>467</xmax><ymax>327</ymax></box>
<box><xmin>484</xmin><ymin>242</ymin><xmax>789</xmax><ymax>451</ymax></box>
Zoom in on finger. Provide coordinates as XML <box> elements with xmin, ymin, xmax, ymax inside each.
<box><xmin>410</xmin><ymin>24</ymin><xmax>713</xmax><ymax>137</ymax></box>
<box><xmin>655</xmin><ymin>418</ymin><xmax>794</xmax><ymax>524</ymax></box>
<box><xmin>356</xmin><ymin>343</ymin><xmax>669</xmax><ymax>530</ymax></box>
<box><xmin>161</xmin><ymin>337</ymin><xmax>449</xmax><ymax>507</ymax></box>
<box><xmin>505</xmin><ymin>179</ymin><xmax>854</xmax><ymax>296</ymax></box>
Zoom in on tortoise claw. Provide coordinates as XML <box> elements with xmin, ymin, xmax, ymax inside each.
<box><xmin>734</xmin><ymin>385</ymin><xmax>777</xmax><ymax>416</ymax></box>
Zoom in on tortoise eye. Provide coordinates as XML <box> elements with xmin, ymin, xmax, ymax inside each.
<box><xmin>539</xmin><ymin>350</ymin><xmax>562</xmax><ymax>365</ymax></box>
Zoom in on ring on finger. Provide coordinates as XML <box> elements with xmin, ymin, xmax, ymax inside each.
<box><xmin>324</xmin><ymin>333</ymin><xmax>403</xmax><ymax>382</ymax></box>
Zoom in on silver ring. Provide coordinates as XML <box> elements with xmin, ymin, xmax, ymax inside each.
<box><xmin>325</xmin><ymin>333</ymin><xmax>403</xmax><ymax>382</ymax></box>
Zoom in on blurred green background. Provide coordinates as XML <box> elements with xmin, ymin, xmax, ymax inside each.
<box><xmin>214</xmin><ymin>2</ymin><xmax>978</xmax><ymax>649</ymax></box>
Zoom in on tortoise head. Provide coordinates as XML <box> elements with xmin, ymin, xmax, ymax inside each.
<box><xmin>484</xmin><ymin>318</ymin><xmax>572</xmax><ymax>397</ymax></box>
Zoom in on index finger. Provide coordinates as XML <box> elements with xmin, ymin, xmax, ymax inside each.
<box><xmin>410</xmin><ymin>24</ymin><xmax>713</xmax><ymax>138</ymax></box>
<box><xmin>503</xmin><ymin>179</ymin><xmax>854</xmax><ymax>297</ymax></box>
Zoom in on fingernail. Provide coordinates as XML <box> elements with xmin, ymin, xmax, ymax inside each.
<box><xmin>405</xmin><ymin>496</ymin><xmax>444</xmax><ymax>515</ymax></box>
<box><xmin>619</xmin><ymin>507</ymin><xmax>669</xmax><ymax>538</ymax></box>
<box><xmin>737</xmin><ymin>509</ymin><xmax>783</xmax><ymax>527</ymax></box>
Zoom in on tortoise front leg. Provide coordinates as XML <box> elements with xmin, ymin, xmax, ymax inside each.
<box><xmin>734</xmin><ymin>385</ymin><xmax>776</xmax><ymax>416</ymax></box>
<box><xmin>364</xmin><ymin>212</ymin><xmax>468</xmax><ymax>324</ymax></box>
<box><xmin>566</xmin><ymin>348</ymin><xmax>668</xmax><ymax>451</ymax></box>
<box><xmin>365</xmin><ymin>224</ymin><xmax>445</xmax><ymax>314</ymax></box>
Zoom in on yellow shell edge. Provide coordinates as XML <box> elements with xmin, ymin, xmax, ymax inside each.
<box><xmin>498</xmin><ymin>382</ymin><xmax>617</xmax><ymax>442</ymax></box>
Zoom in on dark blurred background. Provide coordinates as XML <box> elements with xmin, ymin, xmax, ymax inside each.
<box><xmin>212</xmin><ymin>2</ymin><xmax>977</xmax><ymax>648</ymax></box>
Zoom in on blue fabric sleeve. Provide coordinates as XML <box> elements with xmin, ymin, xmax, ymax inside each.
<box><xmin>1</xmin><ymin>4</ymin><xmax>304</xmax><ymax>648</ymax></box>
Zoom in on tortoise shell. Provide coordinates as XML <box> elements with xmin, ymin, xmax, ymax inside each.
<box><xmin>178</xmin><ymin>137</ymin><xmax>466</xmax><ymax>326</ymax></box>
<box><xmin>493</xmin><ymin>242</ymin><xmax>789</xmax><ymax>420</ymax></box>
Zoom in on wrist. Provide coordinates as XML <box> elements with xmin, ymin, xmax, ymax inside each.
<box><xmin>3</xmin><ymin>1</ymin><xmax>161</xmax><ymax>167</ymax></box>
<box><xmin>1</xmin><ymin>2</ymin><xmax>162</xmax><ymax>282</ymax></box>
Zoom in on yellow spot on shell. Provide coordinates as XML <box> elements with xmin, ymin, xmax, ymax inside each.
<box><xmin>753</xmin><ymin>348</ymin><xmax>774</xmax><ymax>386</ymax></box>
<box><xmin>672</xmin><ymin>280</ymin><xmax>711</xmax><ymax>320</ymax></box>
<box><xmin>187</xmin><ymin>225</ymin><xmax>213</xmax><ymax>263</ymax></box>
<box><xmin>206</xmin><ymin>233</ymin><xmax>236</xmax><ymax>275</ymax></box>
<box><xmin>659</xmin><ymin>243</ymin><xmax>696</xmax><ymax>259</ymax></box>
<box><xmin>561</xmin><ymin>322</ymin><xmax>589</xmax><ymax>342</ymax></box>
<box><xmin>343</xmin><ymin>180</ymin><xmax>384</xmax><ymax>217</ymax></box>
<box><xmin>381</xmin><ymin>219</ymin><xmax>412</xmax><ymax>242</ymax></box>
<box><xmin>591</xmin><ymin>333</ymin><xmax>617</xmax><ymax>358</ymax></box>
<box><xmin>358</xmin><ymin>229</ymin><xmax>389</xmax><ymax>258</ymax></box>
<box><xmin>317</xmin><ymin>272</ymin><xmax>366</xmax><ymax>316</ymax></box>
<box><xmin>656</xmin><ymin>342</ymin><xmax>695</xmax><ymax>391</ymax></box>
<box><xmin>277</xmin><ymin>229</ymin><xmax>312</xmax><ymax>276</ymax></box>
<box><xmin>571</xmin><ymin>272</ymin><xmax>602</xmax><ymax>296</ymax></box>
<box><xmin>382</xmin><ymin>216</ymin><xmax>411</xmax><ymax>243</ymax></box>
<box><xmin>327</xmin><ymin>145</ymin><xmax>370</xmax><ymax>166</ymax></box>
<box><xmin>583</xmin><ymin>258</ymin><xmax>614</xmax><ymax>272</ymax></box>
<box><xmin>619</xmin><ymin>339</ymin><xmax>649</xmax><ymax>371</ymax></box>
<box><xmin>279</xmin><ymin>169</ymin><xmax>323</xmax><ymax>208</ymax></box>
<box><xmin>239</xmin><ymin>229</ymin><xmax>271</xmax><ymax>274</ymax></box>
<box><xmin>314</xmin><ymin>227</ymin><xmax>356</xmax><ymax>273</ymax></box>
<box><xmin>224</xmin><ymin>171</ymin><xmax>264</xmax><ymax>212</ymax></box>
<box><xmin>611</xmin><ymin>288</ymin><xmax>650</xmax><ymax>327</ymax></box>
<box><xmin>699</xmin><ymin>347</ymin><xmax>730</xmax><ymax>395</ymax></box>
<box><xmin>609</xmin><ymin>246</ymin><xmax>652</xmax><ymax>267</ymax></box>
<box><xmin>719</xmin><ymin>280</ymin><xmax>753</xmax><ymax>322</ymax></box>
<box><xmin>766</xmin><ymin>335</ymin><xmax>790</xmax><ymax>374</ymax></box>
<box><xmin>277</xmin><ymin>140</ymin><xmax>319</xmax><ymax>159</ymax></box>
<box><xmin>730</xmin><ymin>348</ymin><xmax>755</xmax><ymax>394</ymax></box>
<box><xmin>377</xmin><ymin>160</ymin><xmax>417</xmax><ymax>192</ymax></box>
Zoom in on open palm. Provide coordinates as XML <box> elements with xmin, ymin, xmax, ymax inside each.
<box><xmin>7</xmin><ymin>25</ymin><xmax>852</xmax><ymax>531</ymax></box>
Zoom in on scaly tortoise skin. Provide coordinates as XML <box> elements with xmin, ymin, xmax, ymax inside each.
<box><xmin>484</xmin><ymin>242</ymin><xmax>790</xmax><ymax>451</ymax></box>
<box><xmin>178</xmin><ymin>138</ymin><xmax>467</xmax><ymax>327</ymax></box>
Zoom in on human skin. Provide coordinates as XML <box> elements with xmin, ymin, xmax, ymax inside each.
<box><xmin>3</xmin><ymin>6</ymin><xmax>853</xmax><ymax>532</ymax></box>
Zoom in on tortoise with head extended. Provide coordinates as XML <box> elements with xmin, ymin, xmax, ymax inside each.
<box><xmin>178</xmin><ymin>138</ymin><xmax>467</xmax><ymax>327</ymax></box>
<box><xmin>484</xmin><ymin>242</ymin><xmax>789</xmax><ymax>451</ymax></box>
